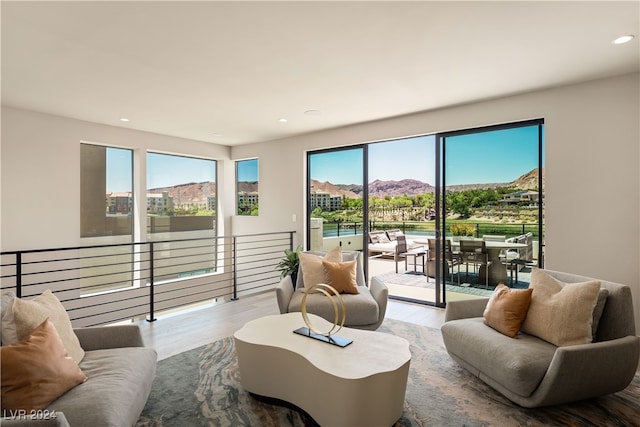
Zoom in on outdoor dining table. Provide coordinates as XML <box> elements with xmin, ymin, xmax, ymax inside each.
<box><xmin>451</xmin><ymin>239</ymin><xmax>527</xmax><ymax>286</ymax></box>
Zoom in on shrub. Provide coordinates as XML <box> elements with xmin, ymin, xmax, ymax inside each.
<box><xmin>450</xmin><ymin>223</ymin><xmax>475</xmax><ymax>236</ymax></box>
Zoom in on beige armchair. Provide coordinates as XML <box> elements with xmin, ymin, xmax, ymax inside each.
<box><xmin>275</xmin><ymin>250</ymin><xmax>388</xmax><ymax>330</ymax></box>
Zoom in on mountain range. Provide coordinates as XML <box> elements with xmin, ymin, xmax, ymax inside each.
<box><xmin>149</xmin><ymin>168</ymin><xmax>544</xmax><ymax>203</ymax></box>
<box><xmin>148</xmin><ymin>181</ymin><xmax>216</xmax><ymax>203</ymax></box>
<box><xmin>312</xmin><ymin>168</ymin><xmax>544</xmax><ymax>198</ymax></box>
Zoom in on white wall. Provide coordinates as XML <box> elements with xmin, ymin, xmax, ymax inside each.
<box><xmin>1</xmin><ymin>107</ymin><xmax>230</xmax><ymax>250</ymax></box>
<box><xmin>230</xmin><ymin>73</ymin><xmax>640</xmax><ymax>333</ymax></box>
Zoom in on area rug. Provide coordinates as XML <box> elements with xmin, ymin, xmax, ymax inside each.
<box><xmin>136</xmin><ymin>318</ymin><xmax>640</xmax><ymax>426</ymax></box>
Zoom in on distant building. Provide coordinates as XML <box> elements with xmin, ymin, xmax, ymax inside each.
<box><xmin>147</xmin><ymin>192</ymin><xmax>174</xmax><ymax>214</ymax></box>
<box><xmin>106</xmin><ymin>190</ymin><xmax>216</xmax><ymax>215</ymax></box>
<box><xmin>238</xmin><ymin>191</ymin><xmax>258</xmax><ymax>207</ymax></box>
<box><xmin>106</xmin><ymin>192</ymin><xmax>133</xmax><ymax>214</ymax></box>
<box><xmin>207</xmin><ymin>196</ymin><xmax>216</xmax><ymax>211</ymax></box>
<box><xmin>310</xmin><ymin>191</ymin><xmax>343</xmax><ymax>211</ymax></box>
<box><xmin>500</xmin><ymin>190</ymin><xmax>543</xmax><ymax>207</ymax></box>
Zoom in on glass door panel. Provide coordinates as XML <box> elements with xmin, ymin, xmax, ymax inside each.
<box><xmin>307</xmin><ymin>147</ymin><xmax>365</xmax><ymax>255</ymax></box>
<box><xmin>368</xmin><ymin>135</ymin><xmax>438</xmax><ymax>304</ymax></box>
<box><xmin>442</xmin><ymin>122</ymin><xmax>544</xmax><ymax>303</ymax></box>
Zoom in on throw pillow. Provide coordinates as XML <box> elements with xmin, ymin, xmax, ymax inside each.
<box><xmin>298</xmin><ymin>246</ymin><xmax>342</xmax><ymax>290</ymax></box>
<box><xmin>483</xmin><ymin>284</ymin><xmax>533</xmax><ymax>338</ymax></box>
<box><xmin>521</xmin><ymin>269</ymin><xmax>601</xmax><ymax>346</ymax></box>
<box><xmin>369</xmin><ymin>232</ymin><xmax>389</xmax><ymax>244</ymax></box>
<box><xmin>1</xmin><ymin>291</ymin><xmax>16</xmax><ymax>344</ymax></box>
<box><xmin>378</xmin><ymin>233</ymin><xmax>391</xmax><ymax>243</ymax></box>
<box><xmin>591</xmin><ymin>288</ymin><xmax>609</xmax><ymax>340</ymax></box>
<box><xmin>322</xmin><ymin>259</ymin><xmax>359</xmax><ymax>294</ymax></box>
<box><xmin>386</xmin><ymin>230</ymin><xmax>404</xmax><ymax>241</ymax></box>
<box><xmin>1</xmin><ymin>318</ymin><xmax>87</xmax><ymax>411</ymax></box>
<box><xmin>1</xmin><ymin>290</ymin><xmax>85</xmax><ymax>363</ymax></box>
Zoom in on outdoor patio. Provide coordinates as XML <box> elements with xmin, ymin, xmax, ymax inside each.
<box><xmin>368</xmin><ymin>255</ymin><xmax>533</xmax><ymax>302</ymax></box>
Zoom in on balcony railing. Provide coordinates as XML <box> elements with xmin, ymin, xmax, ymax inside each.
<box><xmin>320</xmin><ymin>219</ymin><xmax>540</xmax><ymax>240</ymax></box>
<box><xmin>0</xmin><ymin>231</ymin><xmax>295</xmax><ymax>327</ymax></box>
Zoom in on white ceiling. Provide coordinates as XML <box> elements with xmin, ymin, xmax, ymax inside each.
<box><xmin>2</xmin><ymin>1</ymin><xmax>638</xmax><ymax>146</ymax></box>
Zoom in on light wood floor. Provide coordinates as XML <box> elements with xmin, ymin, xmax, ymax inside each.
<box><xmin>136</xmin><ymin>290</ymin><xmax>445</xmax><ymax>360</ymax></box>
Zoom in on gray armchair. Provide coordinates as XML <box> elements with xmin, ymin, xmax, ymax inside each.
<box><xmin>276</xmin><ymin>250</ymin><xmax>388</xmax><ymax>330</ymax></box>
<box><xmin>441</xmin><ymin>269</ymin><xmax>640</xmax><ymax>407</ymax></box>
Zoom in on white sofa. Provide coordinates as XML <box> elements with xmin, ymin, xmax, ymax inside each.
<box><xmin>368</xmin><ymin>229</ymin><xmax>420</xmax><ymax>255</ymax></box>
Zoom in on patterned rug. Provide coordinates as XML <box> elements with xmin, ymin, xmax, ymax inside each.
<box><xmin>136</xmin><ymin>318</ymin><xmax>640</xmax><ymax>426</ymax></box>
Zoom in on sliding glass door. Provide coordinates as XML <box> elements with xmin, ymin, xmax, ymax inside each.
<box><xmin>305</xmin><ymin>119</ymin><xmax>544</xmax><ymax>308</ymax></box>
<box><xmin>441</xmin><ymin>121</ymin><xmax>544</xmax><ymax>303</ymax></box>
<box><xmin>307</xmin><ymin>147</ymin><xmax>365</xmax><ymax>256</ymax></box>
<box><xmin>368</xmin><ymin>136</ymin><xmax>437</xmax><ymax>304</ymax></box>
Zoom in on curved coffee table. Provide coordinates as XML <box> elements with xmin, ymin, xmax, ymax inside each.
<box><xmin>234</xmin><ymin>313</ymin><xmax>411</xmax><ymax>427</ymax></box>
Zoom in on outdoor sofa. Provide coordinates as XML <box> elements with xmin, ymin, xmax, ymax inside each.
<box><xmin>368</xmin><ymin>229</ymin><xmax>420</xmax><ymax>255</ymax></box>
<box><xmin>441</xmin><ymin>269</ymin><xmax>639</xmax><ymax>408</ymax></box>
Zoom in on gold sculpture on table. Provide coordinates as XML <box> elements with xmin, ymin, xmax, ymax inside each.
<box><xmin>294</xmin><ymin>283</ymin><xmax>353</xmax><ymax>347</ymax></box>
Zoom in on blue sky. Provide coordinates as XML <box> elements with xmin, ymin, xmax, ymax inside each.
<box><xmin>310</xmin><ymin>125</ymin><xmax>543</xmax><ymax>186</ymax></box>
<box><xmin>146</xmin><ymin>153</ymin><xmax>216</xmax><ymax>189</ymax></box>
<box><xmin>236</xmin><ymin>158</ymin><xmax>258</xmax><ymax>182</ymax></box>
<box><xmin>107</xmin><ymin>125</ymin><xmax>542</xmax><ymax>192</ymax></box>
<box><xmin>106</xmin><ymin>148</ymin><xmax>132</xmax><ymax>192</ymax></box>
<box><xmin>445</xmin><ymin>125</ymin><xmax>543</xmax><ymax>185</ymax></box>
<box><xmin>106</xmin><ymin>150</ymin><xmax>217</xmax><ymax>192</ymax></box>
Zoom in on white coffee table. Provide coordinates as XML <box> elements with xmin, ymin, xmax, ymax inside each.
<box><xmin>234</xmin><ymin>313</ymin><xmax>411</xmax><ymax>427</ymax></box>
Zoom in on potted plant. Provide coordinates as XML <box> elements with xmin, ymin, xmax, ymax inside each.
<box><xmin>275</xmin><ymin>245</ymin><xmax>302</xmax><ymax>289</ymax></box>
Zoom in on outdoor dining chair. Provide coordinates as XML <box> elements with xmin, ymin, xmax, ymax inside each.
<box><xmin>394</xmin><ymin>235</ymin><xmax>426</xmax><ymax>274</ymax></box>
<box><xmin>458</xmin><ymin>239</ymin><xmax>492</xmax><ymax>288</ymax></box>
<box><xmin>426</xmin><ymin>238</ymin><xmax>460</xmax><ymax>285</ymax></box>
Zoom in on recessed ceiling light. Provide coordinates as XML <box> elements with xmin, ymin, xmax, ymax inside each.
<box><xmin>612</xmin><ymin>35</ymin><xmax>634</xmax><ymax>45</ymax></box>
<box><xmin>119</xmin><ymin>118</ymin><xmax>130</xmax><ymax>122</ymax></box>
<box><xmin>304</xmin><ymin>109</ymin><xmax>322</xmax><ymax>116</ymax></box>
<box><xmin>278</xmin><ymin>118</ymin><xmax>288</xmax><ymax>123</ymax></box>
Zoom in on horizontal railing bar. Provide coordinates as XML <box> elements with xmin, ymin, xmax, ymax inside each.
<box><xmin>22</xmin><ymin>270</ymin><xmax>146</xmax><ymax>287</ymax></box>
<box><xmin>233</xmin><ymin>237</ymin><xmax>292</xmax><ymax>247</ymax></box>
<box><xmin>151</xmin><ymin>251</ymin><xmax>214</xmax><ymax>264</ymax></box>
<box><xmin>151</xmin><ymin>294</ymin><xmax>234</xmax><ymax>316</ymax></box>
<box><xmin>234</xmin><ymin>255</ymin><xmax>282</xmax><ymax>268</ymax></box>
<box><xmin>232</xmin><ymin>276</ymin><xmax>280</xmax><ymax>286</ymax></box>
<box><xmin>236</xmin><ymin>281</ymin><xmax>280</xmax><ymax>294</ymax></box>
<box><xmin>63</xmin><ymin>296</ymin><xmax>148</xmax><ymax>313</ymax></box>
<box><xmin>19</xmin><ymin>250</ymin><xmax>146</xmax><ymax>266</ymax></box>
<box><xmin>1</xmin><ymin>232</ymin><xmax>294</xmax><ymax>257</ymax></box>
<box><xmin>69</xmin><ymin>302</ymin><xmax>148</xmax><ymax>323</ymax></box>
<box><xmin>153</xmin><ymin>277</ymin><xmax>234</xmax><ymax>296</ymax></box>
<box><xmin>19</xmin><ymin>259</ymin><xmax>146</xmax><ymax>277</ymax></box>
<box><xmin>154</xmin><ymin>288</ymin><xmax>227</xmax><ymax>305</ymax></box>
<box><xmin>0</xmin><ymin>237</ymin><xmax>215</xmax><ymax>256</ymax></box>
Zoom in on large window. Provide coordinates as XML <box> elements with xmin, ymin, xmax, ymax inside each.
<box><xmin>442</xmin><ymin>122</ymin><xmax>544</xmax><ymax>300</ymax></box>
<box><xmin>146</xmin><ymin>153</ymin><xmax>217</xmax><ymax>281</ymax></box>
<box><xmin>80</xmin><ymin>143</ymin><xmax>134</xmax><ymax>295</ymax></box>
<box><xmin>307</xmin><ymin>147</ymin><xmax>364</xmax><ymax>252</ymax></box>
<box><xmin>236</xmin><ymin>158</ymin><xmax>259</xmax><ymax>216</ymax></box>
<box><xmin>146</xmin><ymin>153</ymin><xmax>217</xmax><ymax>235</ymax></box>
<box><xmin>80</xmin><ymin>143</ymin><xmax>133</xmax><ymax>238</ymax></box>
